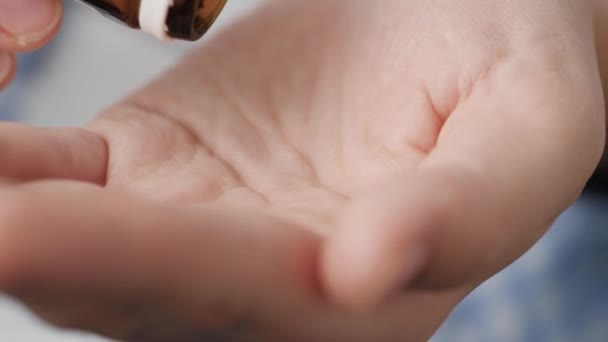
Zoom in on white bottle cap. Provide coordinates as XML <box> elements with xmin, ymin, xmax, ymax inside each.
<box><xmin>139</xmin><ymin>0</ymin><xmax>174</xmax><ymax>41</ymax></box>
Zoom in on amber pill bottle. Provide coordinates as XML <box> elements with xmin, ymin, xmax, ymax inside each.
<box><xmin>76</xmin><ymin>0</ymin><xmax>228</xmax><ymax>41</ymax></box>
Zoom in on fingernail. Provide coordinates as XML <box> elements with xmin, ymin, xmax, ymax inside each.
<box><xmin>0</xmin><ymin>0</ymin><xmax>61</xmax><ymax>47</ymax></box>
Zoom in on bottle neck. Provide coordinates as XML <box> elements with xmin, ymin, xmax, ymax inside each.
<box><xmin>166</xmin><ymin>0</ymin><xmax>227</xmax><ymax>41</ymax></box>
<box><xmin>77</xmin><ymin>0</ymin><xmax>227</xmax><ymax>41</ymax></box>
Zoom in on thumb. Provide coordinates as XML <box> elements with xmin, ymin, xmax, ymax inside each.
<box><xmin>322</xmin><ymin>54</ymin><xmax>605</xmax><ymax>310</ymax></box>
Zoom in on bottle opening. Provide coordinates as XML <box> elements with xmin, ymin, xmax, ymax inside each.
<box><xmin>166</xmin><ymin>0</ymin><xmax>227</xmax><ymax>41</ymax></box>
<box><xmin>195</xmin><ymin>0</ymin><xmax>227</xmax><ymax>33</ymax></box>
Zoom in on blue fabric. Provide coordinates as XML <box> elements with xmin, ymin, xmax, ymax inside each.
<box><xmin>0</xmin><ymin>52</ymin><xmax>44</xmax><ymax>121</ymax></box>
<box><xmin>433</xmin><ymin>194</ymin><xmax>608</xmax><ymax>342</ymax></box>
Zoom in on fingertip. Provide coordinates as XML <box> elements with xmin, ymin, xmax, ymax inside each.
<box><xmin>0</xmin><ymin>52</ymin><xmax>16</xmax><ymax>89</ymax></box>
<box><xmin>322</xmin><ymin>172</ymin><xmax>471</xmax><ymax>312</ymax></box>
<box><xmin>0</xmin><ymin>124</ymin><xmax>108</xmax><ymax>184</ymax></box>
<box><xmin>0</xmin><ymin>0</ymin><xmax>62</xmax><ymax>52</ymax></box>
<box><xmin>321</xmin><ymin>196</ymin><xmax>430</xmax><ymax>312</ymax></box>
<box><xmin>321</xmin><ymin>226</ymin><xmax>381</xmax><ymax>312</ymax></box>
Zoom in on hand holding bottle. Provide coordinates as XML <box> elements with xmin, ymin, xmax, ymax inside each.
<box><xmin>0</xmin><ymin>0</ymin><xmax>62</xmax><ymax>88</ymax></box>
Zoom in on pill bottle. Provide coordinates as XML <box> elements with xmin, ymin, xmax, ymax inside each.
<box><xmin>76</xmin><ymin>0</ymin><xmax>227</xmax><ymax>41</ymax></box>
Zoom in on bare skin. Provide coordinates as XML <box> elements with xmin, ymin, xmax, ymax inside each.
<box><xmin>0</xmin><ymin>0</ymin><xmax>605</xmax><ymax>341</ymax></box>
<box><xmin>594</xmin><ymin>0</ymin><xmax>608</xmax><ymax>172</ymax></box>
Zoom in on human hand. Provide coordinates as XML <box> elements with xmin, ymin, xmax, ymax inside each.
<box><xmin>593</xmin><ymin>0</ymin><xmax>608</xmax><ymax>177</ymax></box>
<box><xmin>0</xmin><ymin>0</ymin><xmax>62</xmax><ymax>88</ymax></box>
<box><xmin>0</xmin><ymin>0</ymin><xmax>603</xmax><ymax>341</ymax></box>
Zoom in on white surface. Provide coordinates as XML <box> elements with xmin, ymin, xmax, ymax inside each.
<box><xmin>0</xmin><ymin>297</ymin><xmax>111</xmax><ymax>341</ymax></box>
<box><xmin>21</xmin><ymin>0</ymin><xmax>258</xmax><ymax>127</ymax></box>
<box><xmin>1</xmin><ymin>1</ymin><xmax>258</xmax><ymax>341</ymax></box>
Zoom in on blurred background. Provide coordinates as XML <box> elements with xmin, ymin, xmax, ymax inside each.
<box><xmin>0</xmin><ymin>1</ymin><xmax>607</xmax><ymax>341</ymax></box>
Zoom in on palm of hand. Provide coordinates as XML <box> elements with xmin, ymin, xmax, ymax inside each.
<box><xmin>0</xmin><ymin>1</ymin><xmax>602</xmax><ymax>341</ymax></box>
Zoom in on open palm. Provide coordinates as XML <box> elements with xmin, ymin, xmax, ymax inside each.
<box><xmin>0</xmin><ymin>1</ymin><xmax>604</xmax><ymax>341</ymax></box>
